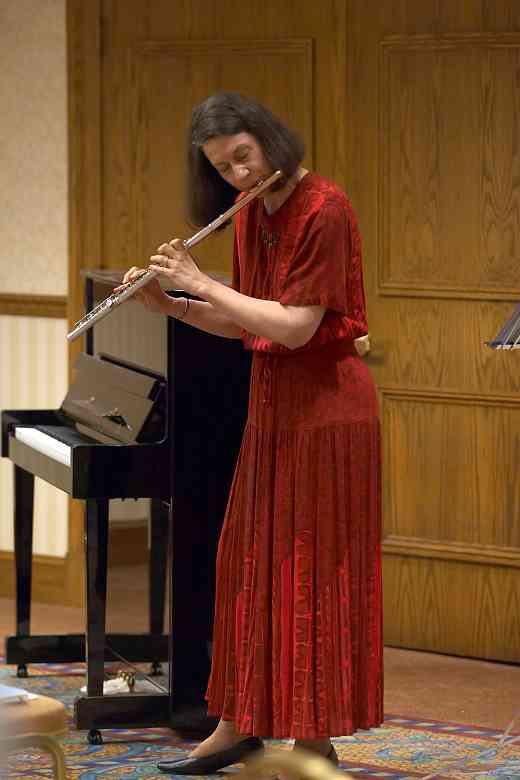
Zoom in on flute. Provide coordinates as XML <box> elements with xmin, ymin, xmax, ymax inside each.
<box><xmin>67</xmin><ymin>169</ymin><xmax>283</xmax><ymax>342</ymax></box>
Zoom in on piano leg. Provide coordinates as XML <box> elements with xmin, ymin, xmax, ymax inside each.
<box><xmin>84</xmin><ymin>498</ymin><xmax>108</xmax><ymax>745</ymax></box>
<box><xmin>149</xmin><ymin>497</ymin><xmax>169</xmax><ymax>674</ymax></box>
<box><xmin>76</xmin><ymin>496</ymin><xmax>171</xmax><ymax>743</ymax></box>
<box><xmin>84</xmin><ymin>498</ymin><xmax>108</xmax><ymax>698</ymax></box>
<box><xmin>14</xmin><ymin>466</ymin><xmax>34</xmax><ymax>678</ymax></box>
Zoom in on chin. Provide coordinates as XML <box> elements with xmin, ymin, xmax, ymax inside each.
<box><xmin>268</xmin><ymin>174</ymin><xmax>288</xmax><ymax>192</ymax></box>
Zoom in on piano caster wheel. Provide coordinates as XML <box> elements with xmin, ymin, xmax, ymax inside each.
<box><xmin>17</xmin><ymin>664</ymin><xmax>28</xmax><ymax>678</ymax></box>
<box><xmin>150</xmin><ymin>661</ymin><xmax>163</xmax><ymax>676</ymax></box>
<box><xmin>88</xmin><ymin>729</ymin><xmax>103</xmax><ymax>745</ymax></box>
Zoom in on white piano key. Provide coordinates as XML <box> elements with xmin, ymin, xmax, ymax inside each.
<box><xmin>14</xmin><ymin>427</ymin><xmax>71</xmax><ymax>467</ymax></box>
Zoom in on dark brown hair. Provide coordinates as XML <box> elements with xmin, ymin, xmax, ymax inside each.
<box><xmin>186</xmin><ymin>92</ymin><xmax>305</xmax><ymax>227</ymax></box>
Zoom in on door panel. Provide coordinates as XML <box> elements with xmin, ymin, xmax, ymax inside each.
<box><xmin>347</xmin><ymin>0</ymin><xmax>520</xmax><ymax>660</ymax></box>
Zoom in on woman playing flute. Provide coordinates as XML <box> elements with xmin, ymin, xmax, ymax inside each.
<box><xmin>122</xmin><ymin>91</ymin><xmax>383</xmax><ymax>774</ymax></box>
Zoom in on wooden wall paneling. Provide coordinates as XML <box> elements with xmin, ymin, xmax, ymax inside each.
<box><xmin>66</xmin><ymin>0</ymin><xmax>103</xmax><ymax>607</ymax></box>
<box><xmin>372</xmin><ymin>298</ymin><xmax>520</xmax><ymax>394</ymax></box>
<box><xmin>102</xmin><ymin>0</ymin><xmax>347</xmax><ymax>273</ymax></box>
<box><xmin>383</xmin><ymin>555</ymin><xmax>520</xmax><ymax>661</ymax></box>
<box><xmin>349</xmin><ymin>0</ymin><xmax>520</xmax><ymax>660</ymax></box>
<box><xmin>67</xmin><ymin>0</ymin><xmax>102</xmax><ymax>331</ymax></box>
<box><xmin>481</xmin><ymin>40</ymin><xmax>520</xmax><ymax>287</ymax></box>
<box><xmin>378</xmin><ymin>1</ymin><xmax>520</xmax><ymax>36</ymax></box>
<box><xmin>101</xmin><ymin>3</ymin><xmax>144</xmax><ymax>272</ymax></box>
<box><xmin>144</xmin><ymin>0</ymin><xmax>346</xmax><ymax>180</ymax></box>
<box><xmin>379</xmin><ymin>34</ymin><xmax>520</xmax><ymax>300</ymax></box>
<box><xmin>483</xmin><ymin>2</ymin><xmax>520</xmax><ymax>32</ymax></box>
<box><xmin>381</xmin><ymin>390</ymin><xmax>520</xmax><ymax>548</ymax></box>
<box><xmin>128</xmin><ymin>39</ymin><xmax>313</xmax><ymax>273</ymax></box>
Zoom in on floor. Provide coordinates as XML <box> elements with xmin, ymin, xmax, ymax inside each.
<box><xmin>1</xmin><ymin>563</ymin><xmax>519</xmax><ymax>734</ymax></box>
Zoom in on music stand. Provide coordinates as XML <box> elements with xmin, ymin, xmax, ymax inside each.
<box><xmin>487</xmin><ymin>303</ymin><xmax>520</xmax><ymax>349</ymax></box>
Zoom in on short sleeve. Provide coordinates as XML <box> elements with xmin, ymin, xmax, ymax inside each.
<box><xmin>278</xmin><ymin>200</ymin><xmax>353</xmax><ymax>313</ymax></box>
<box><xmin>231</xmin><ymin>233</ymin><xmax>241</xmax><ymax>292</ymax></box>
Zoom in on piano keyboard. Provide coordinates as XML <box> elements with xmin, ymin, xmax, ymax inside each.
<box><xmin>15</xmin><ymin>427</ymin><xmax>71</xmax><ymax>466</ymax></box>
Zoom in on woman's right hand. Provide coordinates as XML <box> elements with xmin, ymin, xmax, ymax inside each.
<box><xmin>116</xmin><ymin>267</ymin><xmax>168</xmax><ymax>314</ymax></box>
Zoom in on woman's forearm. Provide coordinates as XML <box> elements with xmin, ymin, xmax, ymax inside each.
<box><xmin>163</xmin><ymin>295</ymin><xmax>243</xmax><ymax>339</ymax></box>
<box><xmin>195</xmin><ymin>277</ymin><xmax>324</xmax><ymax>349</ymax></box>
<box><xmin>149</xmin><ymin>242</ymin><xmax>323</xmax><ymax>348</ymax></box>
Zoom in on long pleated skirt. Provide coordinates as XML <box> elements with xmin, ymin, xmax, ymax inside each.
<box><xmin>206</xmin><ymin>338</ymin><xmax>383</xmax><ymax>739</ymax></box>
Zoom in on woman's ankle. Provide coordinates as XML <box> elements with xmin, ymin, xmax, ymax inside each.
<box><xmin>215</xmin><ymin>718</ymin><xmax>242</xmax><ymax>739</ymax></box>
<box><xmin>188</xmin><ymin>721</ymin><xmax>245</xmax><ymax>758</ymax></box>
<box><xmin>293</xmin><ymin>738</ymin><xmax>332</xmax><ymax>756</ymax></box>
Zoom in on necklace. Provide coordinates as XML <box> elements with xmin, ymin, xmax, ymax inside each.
<box><xmin>263</xmin><ymin>168</ymin><xmax>307</xmax><ymax>215</ymax></box>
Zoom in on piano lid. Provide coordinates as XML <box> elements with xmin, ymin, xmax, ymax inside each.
<box><xmin>62</xmin><ymin>353</ymin><xmax>166</xmax><ymax>444</ymax></box>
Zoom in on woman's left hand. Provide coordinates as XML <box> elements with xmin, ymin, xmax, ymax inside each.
<box><xmin>149</xmin><ymin>239</ymin><xmax>206</xmax><ymax>296</ymax></box>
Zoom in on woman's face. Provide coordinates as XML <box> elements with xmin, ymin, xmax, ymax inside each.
<box><xmin>202</xmin><ymin>132</ymin><xmax>273</xmax><ymax>191</ymax></box>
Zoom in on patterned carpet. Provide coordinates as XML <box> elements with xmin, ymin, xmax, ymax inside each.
<box><xmin>2</xmin><ymin>662</ymin><xmax>520</xmax><ymax>779</ymax></box>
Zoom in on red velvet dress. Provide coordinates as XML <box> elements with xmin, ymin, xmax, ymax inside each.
<box><xmin>206</xmin><ymin>173</ymin><xmax>383</xmax><ymax>739</ymax></box>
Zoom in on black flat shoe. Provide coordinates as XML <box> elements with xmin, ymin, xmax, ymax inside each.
<box><xmin>157</xmin><ymin>736</ymin><xmax>264</xmax><ymax>775</ymax></box>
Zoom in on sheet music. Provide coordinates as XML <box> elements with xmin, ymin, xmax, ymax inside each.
<box><xmin>487</xmin><ymin>302</ymin><xmax>520</xmax><ymax>349</ymax></box>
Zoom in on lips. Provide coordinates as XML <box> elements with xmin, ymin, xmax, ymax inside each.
<box><xmin>247</xmin><ymin>173</ymin><xmax>270</xmax><ymax>190</ymax></box>
<box><xmin>237</xmin><ymin>171</ymin><xmax>271</xmax><ymax>192</ymax></box>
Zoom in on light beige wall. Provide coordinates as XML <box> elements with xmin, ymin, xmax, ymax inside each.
<box><xmin>0</xmin><ymin>0</ymin><xmax>68</xmax><ymax>295</ymax></box>
<box><xmin>0</xmin><ymin>316</ymin><xmax>69</xmax><ymax>556</ymax></box>
<box><xmin>0</xmin><ymin>0</ymin><xmax>68</xmax><ymax>557</ymax></box>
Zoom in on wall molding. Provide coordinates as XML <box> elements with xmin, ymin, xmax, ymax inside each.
<box><xmin>379</xmin><ymin>385</ymin><xmax>520</xmax><ymax>408</ymax></box>
<box><xmin>135</xmin><ymin>37</ymin><xmax>314</xmax><ymax>57</ymax></box>
<box><xmin>0</xmin><ymin>551</ymin><xmax>74</xmax><ymax>606</ymax></box>
<box><xmin>375</xmin><ymin>284</ymin><xmax>520</xmax><ymax>303</ymax></box>
<box><xmin>383</xmin><ymin>535</ymin><xmax>520</xmax><ymax>569</ymax></box>
<box><xmin>0</xmin><ymin>294</ymin><xmax>67</xmax><ymax>319</ymax></box>
<box><xmin>380</xmin><ymin>32</ymin><xmax>520</xmax><ymax>50</ymax></box>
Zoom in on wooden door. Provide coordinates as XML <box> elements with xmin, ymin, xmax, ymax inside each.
<box><xmin>346</xmin><ymin>1</ymin><xmax>520</xmax><ymax>660</ymax></box>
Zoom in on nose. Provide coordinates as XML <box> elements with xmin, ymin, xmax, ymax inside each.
<box><xmin>234</xmin><ymin>164</ymin><xmax>250</xmax><ymax>180</ymax></box>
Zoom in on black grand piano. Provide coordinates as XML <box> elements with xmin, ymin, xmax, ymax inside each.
<box><xmin>1</xmin><ymin>270</ymin><xmax>251</xmax><ymax>743</ymax></box>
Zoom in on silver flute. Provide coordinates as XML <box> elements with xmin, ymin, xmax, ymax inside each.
<box><xmin>67</xmin><ymin>170</ymin><xmax>283</xmax><ymax>342</ymax></box>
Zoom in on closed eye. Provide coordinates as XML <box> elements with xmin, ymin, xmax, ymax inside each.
<box><xmin>215</xmin><ymin>147</ymin><xmax>250</xmax><ymax>174</ymax></box>
<box><xmin>235</xmin><ymin>150</ymin><xmax>250</xmax><ymax>163</ymax></box>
